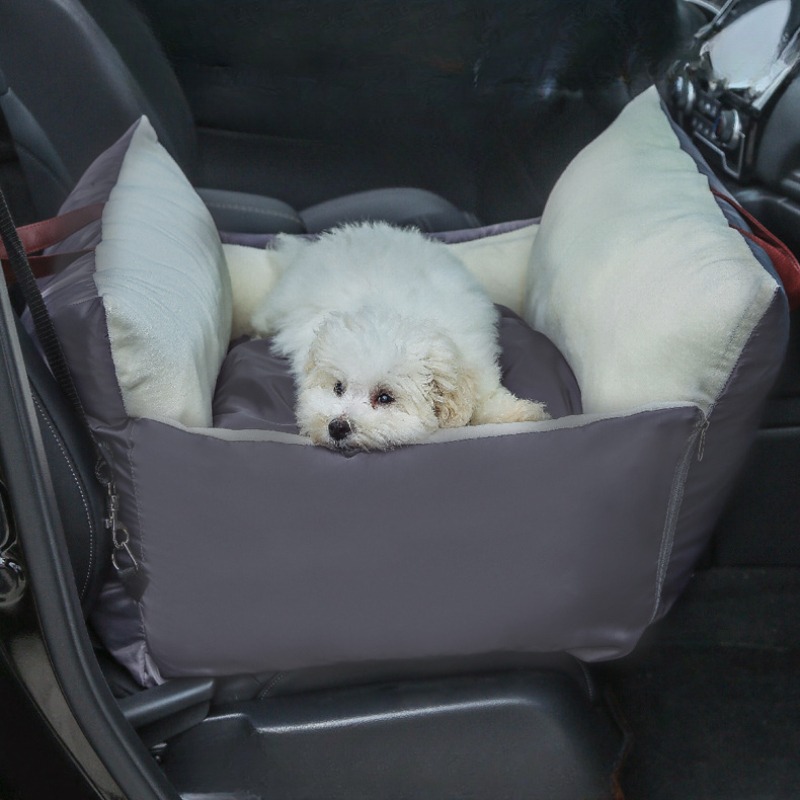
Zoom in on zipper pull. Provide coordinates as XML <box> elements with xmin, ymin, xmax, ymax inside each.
<box><xmin>104</xmin><ymin>481</ymin><xmax>139</xmax><ymax>573</ymax></box>
<box><xmin>95</xmin><ymin>456</ymin><xmax>147</xmax><ymax>599</ymax></box>
<box><xmin>95</xmin><ymin>456</ymin><xmax>139</xmax><ymax>574</ymax></box>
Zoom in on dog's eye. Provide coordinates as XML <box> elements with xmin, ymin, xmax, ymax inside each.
<box><xmin>375</xmin><ymin>392</ymin><xmax>395</xmax><ymax>406</ymax></box>
<box><xmin>334</xmin><ymin>381</ymin><xmax>345</xmax><ymax>396</ymax></box>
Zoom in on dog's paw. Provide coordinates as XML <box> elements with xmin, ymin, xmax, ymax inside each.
<box><xmin>492</xmin><ymin>396</ymin><xmax>550</xmax><ymax>423</ymax></box>
<box><xmin>507</xmin><ymin>398</ymin><xmax>550</xmax><ymax>423</ymax></box>
<box><xmin>472</xmin><ymin>388</ymin><xmax>550</xmax><ymax>425</ymax></box>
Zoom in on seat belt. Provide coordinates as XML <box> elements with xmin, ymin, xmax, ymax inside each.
<box><xmin>0</xmin><ymin>185</ymin><xmax>143</xmax><ymax>594</ymax></box>
<box><xmin>0</xmin><ymin>202</ymin><xmax>103</xmax><ymax>284</ymax></box>
<box><xmin>712</xmin><ymin>188</ymin><xmax>800</xmax><ymax>311</ymax></box>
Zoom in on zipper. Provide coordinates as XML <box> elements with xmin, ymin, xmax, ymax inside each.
<box><xmin>650</xmin><ymin>407</ymin><xmax>711</xmax><ymax>623</ymax></box>
<box><xmin>696</xmin><ymin>414</ymin><xmax>710</xmax><ymax>462</ymax></box>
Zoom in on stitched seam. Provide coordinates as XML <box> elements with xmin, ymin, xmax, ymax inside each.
<box><xmin>653</xmin><ymin>289</ymin><xmax>784</xmax><ymax>613</ymax></box>
<box><xmin>31</xmin><ymin>392</ymin><xmax>95</xmax><ymax>601</ymax></box>
<box><xmin>576</xmin><ymin>660</ymin><xmax>596</xmax><ymax>703</ymax></box>
<box><xmin>61</xmin><ymin>295</ymin><xmax>129</xmax><ymax>417</ymax></box>
<box><xmin>125</xmin><ymin>427</ymin><xmax>146</xmax><ymax>571</ymax></box>
<box><xmin>431</xmin><ymin>218</ymin><xmax>537</xmax><ymax>243</ymax></box>
<box><xmin>124</xmin><ymin>424</ymin><xmax>155</xmax><ymax>677</ymax></box>
<box><xmin>702</xmin><ymin>287</ymin><xmax>780</xmax><ymax>425</ymax></box>
<box><xmin>258</xmin><ymin>671</ymin><xmax>290</xmax><ymax>699</ymax></box>
<box><xmin>205</xmin><ymin>201</ymin><xmax>300</xmax><ymax>224</ymax></box>
<box><xmin>649</xmin><ymin>409</ymin><xmax>705</xmax><ymax>624</ymax></box>
<box><xmin>66</xmin><ymin>298</ymin><xmax>100</xmax><ymax>312</ymax></box>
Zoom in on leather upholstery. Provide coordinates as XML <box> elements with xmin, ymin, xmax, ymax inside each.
<box><xmin>300</xmin><ymin>187</ymin><xmax>481</xmax><ymax>233</ymax></box>
<box><xmin>14</xmin><ymin>318</ymin><xmax>110</xmax><ymax>617</ymax></box>
<box><xmin>196</xmin><ymin>188</ymin><xmax>306</xmax><ymax>235</ymax></box>
<box><xmin>0</xmin><ymin>0</ymin><xmax>478</xmax><ymax>232</ymax></box>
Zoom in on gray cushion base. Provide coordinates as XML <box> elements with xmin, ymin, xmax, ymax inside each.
<box><xmin>91</xmin><ymin>403</ymin><xmax>702</xmax><ymax>685</ymax></box>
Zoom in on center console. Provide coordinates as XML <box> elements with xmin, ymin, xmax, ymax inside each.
<box><xmin>667</xmin><ymin>0</ymin><xmax>800</xmax><ymax>181</ymax></box>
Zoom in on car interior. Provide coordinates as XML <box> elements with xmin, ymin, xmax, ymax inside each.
<box><xmin>0</xmin><ymin>1</ymin><xmax>798</xmax><ymax>799</ymax></box>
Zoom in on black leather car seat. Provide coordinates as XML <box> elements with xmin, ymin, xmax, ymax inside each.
<box><xmin>0</xmin><ymin>0</ymin><xmax>479</xmax><ymax>233</ymax></box>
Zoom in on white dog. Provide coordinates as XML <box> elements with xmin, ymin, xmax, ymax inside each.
<box><xmin>250</xmin><ymin>222</ymin><xmax>548</xmax><ymax>450</ymax></box>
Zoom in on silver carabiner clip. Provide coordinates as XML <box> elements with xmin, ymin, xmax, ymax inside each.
<box><xmin>110</xmin><ymin>521</ymin><xmax>139</xmax><ymax>573</ymax></box>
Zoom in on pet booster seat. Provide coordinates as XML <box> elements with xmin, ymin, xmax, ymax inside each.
<box><xmin>29</xmin><ymin>87</ymin><xmax>791</xmax><ymax>687</ymax></box>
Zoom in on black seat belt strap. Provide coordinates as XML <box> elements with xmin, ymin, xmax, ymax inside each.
<box><xmin>0</xmin><ymin>185</ymin><xmax>142</xmax><ymax>591</ymax></box>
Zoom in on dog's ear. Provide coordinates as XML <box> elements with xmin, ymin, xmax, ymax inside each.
<box><xmin>425</xmin><ymin>336</ymin><xmax>478</xmax><ymax>428</ymax></box>
<box><xmin>302</xmin><ymin>313</ymin><xmax>343</xmax><ymax>377</ymax></box>
<box><xmin>304</xmin><ymin>336</ymin><xmax>321</xmax><ymax>376</ymax></box>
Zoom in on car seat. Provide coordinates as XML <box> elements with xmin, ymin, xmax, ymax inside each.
<box><xmin>0</xmin><ymin>0</ymin><xmax>479</xmax><ymax>233</ymax></box>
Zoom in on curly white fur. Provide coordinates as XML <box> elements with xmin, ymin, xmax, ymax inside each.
<box><xmin>250</xmin><ymin>222</ymin><xmax>548</xmax><ymax>450</ymax></box>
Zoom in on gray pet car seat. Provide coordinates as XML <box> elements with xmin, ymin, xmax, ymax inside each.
<box><xmin>8</xmin><ymin>81</ymin><xmax>795</xmax><ymax>798</ymax></box>
<box><xmin>24</xmin><ymin>86</ymin><xmax>790</xmax><ymax>690</ymax></box>
<box><xmin>0</xmin><ymin>0</ymin><xmax>477</xmax><ymax>233</ymax></box>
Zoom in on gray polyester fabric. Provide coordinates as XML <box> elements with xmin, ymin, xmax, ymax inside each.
<box><xmin>37</xmin><ymin>114</ymin><xmax>789</xmax><ymax>686</ymax></box>
<box><xmin>92</xmin><ymin>405</ymin><xmax>700</xmax><ymax>679</ymax></box>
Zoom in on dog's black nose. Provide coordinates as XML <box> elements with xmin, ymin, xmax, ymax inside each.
<box><xmin>328</xmin><ymin>418</ymin><xmax>352</xmax><ymax>441</ymax></box>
